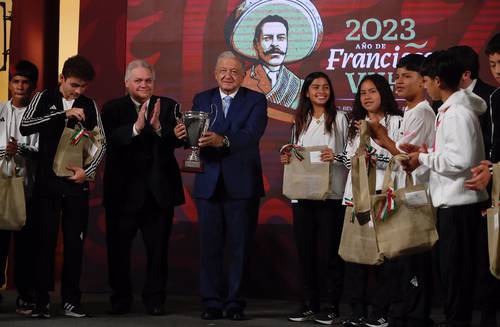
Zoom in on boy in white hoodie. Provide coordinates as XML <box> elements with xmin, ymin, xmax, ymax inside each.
<box><xmin>403</xmin><ymin>50</ymin><xmax>488</xmax><ymax>327</ymax></box>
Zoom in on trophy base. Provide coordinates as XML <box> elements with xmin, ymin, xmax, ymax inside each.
<box><xmin>181</xmin><ymin>159</ymin><xmax>204</xmax><ymax>173</ymax></box>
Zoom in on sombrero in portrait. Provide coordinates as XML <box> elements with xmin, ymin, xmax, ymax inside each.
<box><xmin>225</xmin><ymin>0</ymin><xmax>324</xmax><ymax>63</ymax></box>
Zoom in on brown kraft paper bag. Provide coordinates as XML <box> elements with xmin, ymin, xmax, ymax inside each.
<box><xmin>372</xmin><ymin>154</ymin><xmax>438</xmax><ymax>259</ymax></box>
<box><xmin>486</xmin><ymin>163</ymin><xmax>500</xmax><ymax>279</ymax></box>
<box><xmin>0</xmin><ymin>160</ymin><xmax>26</xmax><ymax>230</ymax></box>
<box><xmin>52</xmin><ymin>123</ymin><xmax>87</xmax><ymax>177</ymax></box>
<box><xmin>339</xmin><ymin>206</ymin><xmax>383</xmax><ymax>265</ymax></box>
<box><xmin>283</xmin><ymin>145</ymin><xmax>330</xmax><ymax>200</ymax></box>
<box><xmin>339</xmin><ymin>121</ymin><xmax>382</xmax><ymax>265</ymax></box>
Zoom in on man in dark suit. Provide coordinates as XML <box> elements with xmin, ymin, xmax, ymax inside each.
<box><xmin>101</xmin><ymin>59</ymin><xmax>185</xmax><ymax>316</ymax></box>
<box><xmin>175</xmin><ymin>51</ymin><xmax>267</xmax><ymax>320</ymax></box>
<box><xmin>449</xmin><ymin>45</ymin><xmax>500</xmax><ymax>327</ymax></box>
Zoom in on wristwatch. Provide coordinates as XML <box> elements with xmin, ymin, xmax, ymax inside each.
<box><xmin>222</xmin><ymin>135</ymin><xmax>230</xmax><ymax>148</ymax></box>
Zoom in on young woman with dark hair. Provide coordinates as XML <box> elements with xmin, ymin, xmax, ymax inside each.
<box><xmin>281</xmin><ymin>72</ymin><xmax>349</xmax><ymax>324</ymax></box>
<box><xmin>337</xmin><ymin>74</ymin><xmax>403</xmax><ymax>327</ymax></box>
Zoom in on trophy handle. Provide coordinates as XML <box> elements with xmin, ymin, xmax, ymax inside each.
<box><xmin>208</xmin><ymin>103</ymin><xmax>218</xmax><ymax>129</ymax></box>
<box><xmin>174</xmin><ymin>103</ymin><xmax>183</xmax><ymax>124</ymax></box>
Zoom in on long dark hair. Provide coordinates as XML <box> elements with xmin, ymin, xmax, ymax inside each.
<box><xmin>294</xmin><ymin>71</ymin><xmax>337</xmax><ymax>142</ymax></box>
<box><xmin>347</xmin><ymin>74</ymin><xmax>402</xmax><ymax>141</ymax></box>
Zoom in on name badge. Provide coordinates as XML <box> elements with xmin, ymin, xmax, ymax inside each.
<box><xmin>405</xmin><ymin>190</ymin><xmax>428</xmax><ymax>206</ymax></box>
<box><xmin>309</xmin><ymin>151</ymin><xmax>322</xmax><ymax>164</ymax></box>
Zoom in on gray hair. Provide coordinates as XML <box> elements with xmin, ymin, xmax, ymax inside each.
<box><xmin>124</xmin><ymin>59</ymin><xmax>155</xmax><ymax>81</ymax></box>
<box><xmin>215</xmin><ymin>51</ymin><xmax>245</xmax><ymax>71</ymax></box>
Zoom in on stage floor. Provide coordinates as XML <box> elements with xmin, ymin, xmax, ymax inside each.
<box><xmin>0</xmin><ymin>291</ymin><xmax>490</xmax><ymax>326</ymax></box>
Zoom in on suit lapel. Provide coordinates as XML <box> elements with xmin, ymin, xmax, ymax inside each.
<box><xmin>222</xmin><ymin>87</ymin><xmax>245</xmax><ymax>131</ymax></box>
<box><xmin>209</xmin><ymin>90</ymin><xmax>225</xmax><ymax>133</ymax></box>
<box><xmin>125</xmin><ymin>96</ymin><xmax>139</xmax><ymax>122</ymax></box>
<box><xmin>147</xmin><ymin>95</ymin><xmax>159</xmax><ymax>120</ymax></box>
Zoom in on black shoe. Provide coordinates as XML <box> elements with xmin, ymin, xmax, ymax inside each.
<box><xmin>146</xmin><ymin>305</ymin><xmax>166</xmax><ymax>316</ymax></box>
<box><xmin>16</xmin><ymin>296</ymin><xmax>36</xmax><ymax>315</ymax></box>
<box><xmin>363</xmin><ymin>317</ymin><xmax>388</xmax><ymax>327</ymax></box>
<box><xmin>288</xmin><ymin>305</ymin><xmax>317</xmax><ymax>322</ymax></box>
<box><xmin>31</xmin><ymin>303</ymin><xmax>51</xmax><ymax>319</ymax></box>
<box><xmin>108</xmin><ymin>303</ymin><xmax>131</xmax><ymax>315</ymax></box>
<box><xmin>63</xmin><ymin>302</ymin><xmax>87</xmax><ymax>318</ymax></box>
<box><xmin>226</xmin><ymin>307</ymin><xmax>246</xmax><ymax>321</ymax></box>
<box><xmin>343</xmin><ymin>315</ymin><xmax>366</xmax><ymax>327</ymax></box>
<box><xmin>201</xmin><ymin>308</ymin><xmax>223</xmax><ymax>320</ymax></box>
<box><xmin>315</xmin><ymin>306</ymin><xmax>341</xmax><ymax>325</ymax></box>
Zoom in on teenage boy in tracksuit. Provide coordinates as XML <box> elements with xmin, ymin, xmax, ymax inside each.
<box><xmin>20</xmin><ymin>55</ymin><xmax>106</xmax><ymax>318</ymax></box>
<box><xmin>404</xmin><ymin>50</ymin><xmax>488</xmax><ymax>327</ymax></box>
<box><xmin>369</xmin><ymin>53</ymin><xmax>436</xmax><ymax>327</ymax></box>
<box><xmin>0</xmin><ymin>60</ymin><xmax>39</xmax><ymax>314</ymax></box>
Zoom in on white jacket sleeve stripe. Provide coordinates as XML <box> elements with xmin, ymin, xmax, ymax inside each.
<box><xmin>83</xmin><ymin>101</ymin><xmax>106</xmax><ymax>177</ymax></box>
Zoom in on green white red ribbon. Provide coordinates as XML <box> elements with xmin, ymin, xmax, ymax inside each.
<box><xmin>70</xmin><ymin>127</ymin><xmax>91</xmax><ymax>145</ymax></box>
<box><xmin>291</xmin><ymin>147</ymin><xmax>305</xmax><ymax>161</ymax></box>
<box><xmin>344</xmin><ymin>197</ymin><xmax>353</xmax><ymax>207</ymax></box>
<box><xmin>365</xmin><ymin>144</ymin><xmax>377</xmax><ymax>164</ymax></box>
<box><xmin>376</xmin><ymin>187</ymin><xmax>397</xmax><ymax>221</ymax></box>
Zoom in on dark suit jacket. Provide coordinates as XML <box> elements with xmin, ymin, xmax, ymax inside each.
<box><xmin>473</xmin><ymin>79</ymin><xmax>497</xmax><ymax>158</ymax></box>
<box><xmin>490</xmin><ymin>88</ymin><xmax>500</xmax><ymax>162</ymax></box>
<box><xmin>191</xmin><ymin>87</ymin><xmax>268</xmax><ymax>199</ymax></box>
<box><xmin>101</xmin><ymin>95</ymin><xmax>185</xmax><ymax>213</ymax></box>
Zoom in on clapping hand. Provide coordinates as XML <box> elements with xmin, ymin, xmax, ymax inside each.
<box><xmin>149</xmin><ymin>99</ymin><xmax>161</xmax><ymax>130</ymax></box>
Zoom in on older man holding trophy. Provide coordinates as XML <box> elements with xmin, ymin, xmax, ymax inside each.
<box><xmin>175</xmin><ymin>51</ymin><xmax>267</xmax><ymax>320</ymax></box>
<box><xmin>101</xmin><ymin>59</ymin><xmax>185</xmax><ymax>316</ymax></box>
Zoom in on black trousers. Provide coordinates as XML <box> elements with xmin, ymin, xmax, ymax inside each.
<box><xmin>345</xmin><ymin>261</ymin><xmax>390</xmax><ymax>318</ymax></box>
<box><xmin>476</xmin><ymin>215</ymin><xmax>500</xmax><ymax>326</ymax></box>
<box><xmin>436</xmin><ymin>203</ymin><xmax>481</xmax><ymax>326</ymax></box>
<box><xmin>105</xmin><ymin>193</ymin><xmax>174</xmax><ymax>308</ymax></box>
<box><xmin>292</xmin><ymin>199</ymin><xmax>345</xmax><ymax>312</ymax></box>
<box><xmin>34</xmin><ymin>195</ymin><xmax>89</xmax><ymax>305</ymax></box>
<box><xmin>0</xmin><ymin>199</ymin><xmax>36</xmax><ymax>298</ymax></box>
<box><xmin>387</xmin><ymin>251</ymin><xmax>433</xmax><ymax>327</ymax></box>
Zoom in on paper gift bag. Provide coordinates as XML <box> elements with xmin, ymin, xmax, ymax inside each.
<box><xmin>0</xmin><ymin>160</ymin><xmax>26</xmax><ymax>230</ymax></box>
<box><xmin>486</xmin><ymin>163</ymin><xmax>500</xmax><ymax>279</ymax></box>
<box><xmin>53</xmin><ymin>123</ymin><xmax>90</xmax><ymax>177</ymax></box>
<box><xmin>282</xmin><ymin>145</ymin><xmax>330</xmax><ymax>200</ymax></box>
<box><xmin>83</xmin><ymin>126</ymin><xmax>104</xmax><ymax>181</ymax></box>
<box><xmin>338</xmin><ymin>206</ymin><xmax>384</xmax><ymax>265</ymax></box>
<box><xmin>351</xmin><ymin>120</ymin><xmax>376</xmax><ymax>225</ymax></box>
<box><xmin>372</xmin><ymin>154</ymin><xmax>438</xmax><ymax>259</ymax></box>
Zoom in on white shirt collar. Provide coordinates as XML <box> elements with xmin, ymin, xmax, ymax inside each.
<box><xmin>262</xmin><ymin>66</ymin><xmax>280</xmax><ymax>87</ymax></box>
<box><xmin>130</xmin><ymin>96</ymin><xmax>150</xmax><ymax>111</ymax></box>
<box><xmin>404</xmin><ymin>99</ymin><xmax>430</xmax><ymax>112</ymax></box>
<box><xmin>219</xmin><ymin>88</ymin><xmax>238</xmax><ymax>101</ymax></box>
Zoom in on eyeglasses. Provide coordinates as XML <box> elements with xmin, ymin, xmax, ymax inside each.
<box><xmin>217</xmin><ymin>69</ymin><xmax>242</xmax><ymax>77</ymax></box>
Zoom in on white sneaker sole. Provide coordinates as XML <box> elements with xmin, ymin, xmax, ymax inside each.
<box><xmin>364</xmin><ymin>323</ymin><xmax>388</xmax><ymax>327</ymax></box>
<box><xmin>31</xmin><ymin>313</ymin><xmax>50</xmax><ymax>318</ymax></box>
<box><xmin>16</xmin><ymin>308</ymin><xmax>33</xmax><ymax>315</ymax></box>
<box><xmin>316</xmin><ymin>318</ymin><xmax>342</xmax><ymax>325</ymax></box>
<box><xmin>64</xmin><ymin>310</ymin><xmax>87</xmax><ymax>318</ymax></box>
<box><xmin>288</xmin><ymin>316</ymin><xmax>315</xmax><ymax>322</ymax></box>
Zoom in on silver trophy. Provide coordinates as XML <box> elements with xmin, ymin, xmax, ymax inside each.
<box><xmin>181</xmin><ymin>111</ymin><xmax>210</xmax><ymax>172</ymax></box>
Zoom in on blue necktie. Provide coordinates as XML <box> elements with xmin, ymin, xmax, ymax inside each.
<box><xmin>223</xmin><ymin>96</ymin><xmax>232</xmax><ymax>118</ymax></box>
